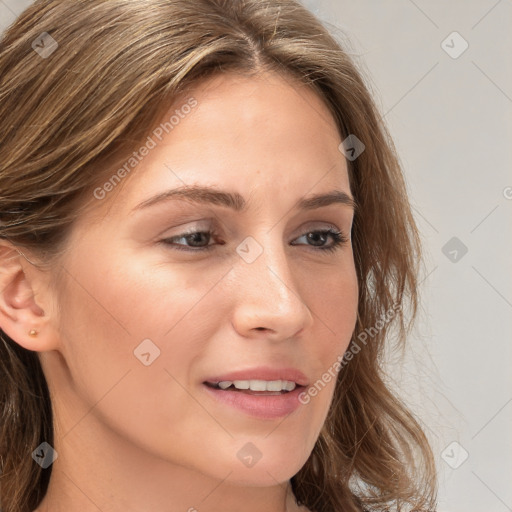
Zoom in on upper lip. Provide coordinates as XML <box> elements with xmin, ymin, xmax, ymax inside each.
<box><xmin>203</xmin><ymin>366</ymin><xmax>309</xmax><ymax>387</ymax></box>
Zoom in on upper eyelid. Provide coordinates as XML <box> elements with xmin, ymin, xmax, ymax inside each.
<box><xmin>166</xmin><ymin>217</ymin><xmax>348</xmax><ymax>234</ymax></box>
<box><xmin>171</xmin><ymin>224</ymin><xmax>345</xmax><ymax>235</ymax></box>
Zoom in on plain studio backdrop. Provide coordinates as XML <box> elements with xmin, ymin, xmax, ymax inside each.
<box><xmin>1</xmin><ymin>1</ymin><xmax>511</xmax><ymax>511</ymax></box>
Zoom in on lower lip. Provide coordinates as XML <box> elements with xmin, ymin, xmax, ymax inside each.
<box><xmin>202</xmin><ymin>384</ymin><xmax>305</xmax><ymax>420</ymax></box>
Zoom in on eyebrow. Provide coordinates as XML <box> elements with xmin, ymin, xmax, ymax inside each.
<box><xmin>131</xmin><ymin>185</ymin><xmax>357</xmax><ymax>213</ymax></box>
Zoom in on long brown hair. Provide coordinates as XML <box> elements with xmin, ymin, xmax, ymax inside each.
<box><xmin>0</xmin><ymin>1</ymin><xmax>437</xmax><ymax>511</ymax></box>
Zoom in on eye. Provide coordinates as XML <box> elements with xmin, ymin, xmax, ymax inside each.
<box><xmin>291</xmin><ymin>228</ymin><xmax>349</xmax><ymax>253</ymax></box>
<box><xmin>160</xmin><ymin>229</ymin><xmax>221</xmax><ymax>252</ymax></box>
<box><xmin>160</xmin><ymin>227</ymin><xmax>348</xmax><ymax>253</ymax></box>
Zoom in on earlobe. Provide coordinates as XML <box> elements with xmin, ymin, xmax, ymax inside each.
<box><xmin>0</xmin><ymin>242</ymin><xmax>57</xmax><ymax>352</ymax></box>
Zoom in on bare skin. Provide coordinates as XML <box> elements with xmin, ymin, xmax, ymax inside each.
<box><xmin>0</xmin><ymin>70</ymin><xmax>358</xmax><ymax>512</ymax></box>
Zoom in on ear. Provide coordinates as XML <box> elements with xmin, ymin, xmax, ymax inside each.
<box><xmin>0</xmin><ymin>241</ymin><xmax>59</xmax><ymax>352</ymax></box>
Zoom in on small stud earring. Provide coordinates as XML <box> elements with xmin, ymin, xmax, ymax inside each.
<box><xmin>29</xmin><ymin>329</ymin><xmax>38</xmax><ymax>337</ymax></box>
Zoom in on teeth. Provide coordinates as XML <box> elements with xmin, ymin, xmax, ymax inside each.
<box><xmin>216</xmin><ymin>379</ymin><xmax>297</xmax><ymax>392</ymax></box>
<box><xmin>282</xmin><ymin>380</ymin><xmax>296</xmax><ymax>391</ymax></box>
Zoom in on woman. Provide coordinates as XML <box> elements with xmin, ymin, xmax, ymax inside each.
<box><xmin>0</xmin><ymin>1</ymin><xmax>437</xmax><ymax>511</ymax></box>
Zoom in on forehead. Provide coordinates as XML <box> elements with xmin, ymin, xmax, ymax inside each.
<box><xmin>82</xmin><ymin>70</ymin><xmax>350</xmax><ymax>222</ymax></box>
<box><xmin>181</xmin><ymin>70</ymin><xmax>342</xmax><ymax>151</ymax></box>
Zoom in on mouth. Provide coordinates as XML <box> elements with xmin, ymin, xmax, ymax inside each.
<box><xmin>203</xmin><ymin>379</ymin><xmax>304</xmax><ymax>395</ymax></box>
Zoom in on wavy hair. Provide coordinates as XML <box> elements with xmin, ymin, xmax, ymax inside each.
<box><xmin>0</xmin><ymin>1</ymin><xmax>437</xmax><ymax>511</ymax></box>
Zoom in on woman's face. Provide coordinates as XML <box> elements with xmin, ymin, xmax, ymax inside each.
<box><xmin>44</xmin><ymin>70</ymin><xmax>358</xmax><ymax>486</ymax></box>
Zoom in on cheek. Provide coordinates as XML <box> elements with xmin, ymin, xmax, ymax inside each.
<box><xmin>58</xmin><ymin>240</ymin><xmax>231</xmax><ymax>389</ymax></box>
<box><xmin>305</xmin><ymin>263</ymin><xmax>358</xmax><ymax>356</ymax></box>
<box><xmin>55</xmin><ymin>252</ymin><xmax>228</xmax><ymax>459</ymax></box>
<box><xmin>292</xmin><ymin>261</ymin><xmax>358</xmax><ymax>421</ymax></box>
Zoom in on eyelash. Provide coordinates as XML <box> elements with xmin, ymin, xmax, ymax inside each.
<box><xmin>160</xmin><ymin>228</ymin><xmax>349</xmax><ymax>253</ymax></box>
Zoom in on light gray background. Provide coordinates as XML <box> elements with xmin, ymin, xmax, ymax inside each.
<box><xmin>1</xmin><ymin>1</ymin><xmax>511</xmax><ymax>511</ymax></box>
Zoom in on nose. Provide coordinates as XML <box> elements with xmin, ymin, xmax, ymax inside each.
<box><xmin>230</xmin><ymin>238</ymin><xmax>314</xmax><ymax>341</ymax></box>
